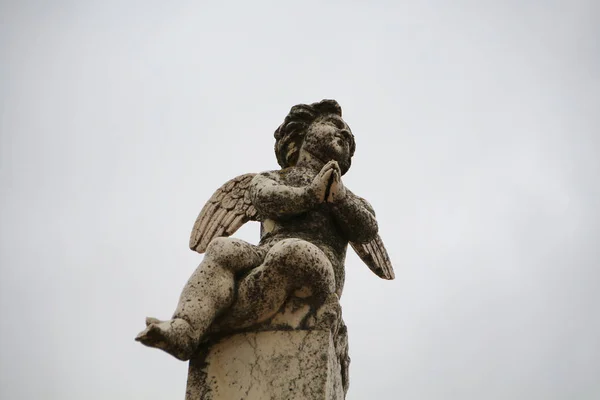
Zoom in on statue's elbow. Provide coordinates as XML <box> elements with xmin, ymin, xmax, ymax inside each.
<box><xmin>352</xmin><ymin>219</ymin><xmax>378</xmax><ymax>243</ymax></box>
<box><xmin>365</xmin><ymin>220</ymin><xmax>379</xmax><ymax>242</ymax></box>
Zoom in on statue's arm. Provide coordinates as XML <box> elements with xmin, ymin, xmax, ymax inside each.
<box><xmin>330</xmin><ymin>191</ymin><xmax>379</xmax><ymax>243</ymax></box>
<box><xmin>249</xmin><ymin>172</ymin><xmax>317</xmax><ymax>218</ymax></box>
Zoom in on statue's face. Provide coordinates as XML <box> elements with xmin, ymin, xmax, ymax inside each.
<box><xmin>301</xmin><ymin>114</ymin><xmax>353</xmax><ymax>172</ymax></box>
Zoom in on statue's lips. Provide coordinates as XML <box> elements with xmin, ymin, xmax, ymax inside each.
<box><xmin>332</xmin><ymin>138</ymin><xmax>346</xmax><ymax>152</ymax></box>
<box><xmin>338</xmin><ymin>129</ymin><xmax>351</xmax><ymax>138</ymax></box>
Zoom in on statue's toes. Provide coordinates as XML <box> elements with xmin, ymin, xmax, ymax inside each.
<box><xmin>135</xmin><ymin>324</ymin><xmax>166</xmax><ymax>348</ymax></box>
<box><xmin>135</xmin><ymin>325</ymin><xmax>153</xmax><ymax>342</ymax></box>
<box><xmin>135</xmin><ymin>317</ymin><xmax>167</xmax><ymax>344</ymax></box>
<box><xmin>145</xmin><ymin>316</ymin><xmax>161</xmax><ymax>326</ymax></box>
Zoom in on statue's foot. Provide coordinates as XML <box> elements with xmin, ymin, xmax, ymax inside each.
<box><xmin>135</xmin><ymin>317</ymin><xmax>200</xmax><ymax>361</ymax></box>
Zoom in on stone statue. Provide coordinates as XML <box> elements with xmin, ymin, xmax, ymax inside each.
<box><xmin>136</xmin><ymin>99</ymin><xmax>394</xmax><ymax>399</ymax></box>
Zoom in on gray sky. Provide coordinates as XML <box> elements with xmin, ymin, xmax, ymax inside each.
<box><xmin>1</xmin><ymin>1</ymin><xmax>599</xmax><ymax>399</ymax></box>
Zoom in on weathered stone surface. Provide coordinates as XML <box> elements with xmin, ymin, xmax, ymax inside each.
<box><xmin>186</xmin><ymin>330</ymin><xmax>344</xmax><ymax>400</ymax></box>
<box><xmin>135</xmin><ymin>100</ymin><xmax>394</xmax><ymax>399</ymax></box>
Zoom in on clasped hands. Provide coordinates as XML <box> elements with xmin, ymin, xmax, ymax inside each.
<box><xmin>309</xmin><ymin>160</ymin><xmax>347</xmax><ymax>205</ymax></box>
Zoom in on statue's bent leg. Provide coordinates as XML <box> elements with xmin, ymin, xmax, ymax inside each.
<box><xmin>135</xmin><ymin>237</ymin><xmax>265</xmax><ymax>360</ymax></box>
<box><xmin>214</xmin><ymin>238</ymin><xmax>336</xmax><ymax>331</ymax></box>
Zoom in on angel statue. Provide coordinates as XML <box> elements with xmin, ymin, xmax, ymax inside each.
<box><xmin>135</xmin><ymin>99</ymin><xmax>394</xmax><ymax>381</ymax></box>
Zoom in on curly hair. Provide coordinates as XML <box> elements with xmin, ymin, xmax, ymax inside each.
<box><xmin>274</xmin><ymin>99</ymin><xmax>356</xmax><ymax>174</ymax></box>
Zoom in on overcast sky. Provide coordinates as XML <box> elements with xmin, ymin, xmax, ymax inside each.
<box><xmin>1</xmin><ymin>1</ymin><xmax>599</xmax><ymax>399</ymax></box>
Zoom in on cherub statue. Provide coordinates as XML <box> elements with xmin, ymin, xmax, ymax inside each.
<box><xmin>135</xmin><ymin>99</ymin><xmax>394</xmax><ymax>364</ymax></box>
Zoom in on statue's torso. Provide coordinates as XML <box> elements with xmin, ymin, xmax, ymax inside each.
<box><xmin>258</xmin><ymin>167</ymin><xmax>348</xmax><ymax>294</ymax></box>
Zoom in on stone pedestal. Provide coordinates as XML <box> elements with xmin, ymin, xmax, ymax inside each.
<box><xmin>186</xmin><ymin>330</ymin><xmax>344</xmax><ymax>400</ymax></box>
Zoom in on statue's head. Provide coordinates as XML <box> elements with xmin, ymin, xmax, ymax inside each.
<box><xmin>274</xmin><ymin>99</ymin><xmax>356</xmax><ymax>175</ymax></box>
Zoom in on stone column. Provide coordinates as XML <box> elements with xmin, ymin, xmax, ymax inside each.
<box><xmin>186</xmin><ymin>330</ymin><xmax>344</xmax><ymax>400</ymax></box>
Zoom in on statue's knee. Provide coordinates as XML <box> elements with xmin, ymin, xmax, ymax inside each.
<box><xmin>266</xmin><ymin>239</ymin><xmax>333</xmax><ymax>283</ymax></box>
<box><xmin>267</xmin><ymin>239</ymin><xmax>318</xmax><ymax>266</ymax></box>
<box><xmin>205</xmin><ymin>237</ymin><xmax>239</xmax><ymax>266</ymax></box>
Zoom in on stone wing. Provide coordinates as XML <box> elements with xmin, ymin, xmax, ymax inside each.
<box><xmin>189</xmin><ymin>173</ymin><xmax>259</xmax><ymax>253</ymax></box>
<box><xmin>350</xmin><ymin>234</ymin><xmax>395</xmax><ymax>280</ymax></box>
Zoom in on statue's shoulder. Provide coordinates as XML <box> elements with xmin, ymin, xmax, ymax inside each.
<box><xmin>252</xmin><ymin>167</ymin><xmax>313</xmax><ymax>189</ymax></box>
<box><xmin>255</xmin><ymin>167</ymin><xmax>299</xmax><ymax>182</ymax></box>
<box><xmin>276</xmin><ymin>167</ymin><xmax>314</xmax><ymax>186</ymax></box>
<box><xmin>256</xmin><ymin>169</ymin><xmax>283</xmax><ymax>179</ymax></box>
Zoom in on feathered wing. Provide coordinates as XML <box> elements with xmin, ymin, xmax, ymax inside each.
<box><xmin>189</xmin><ymin>173</ymin><xmax>259</xmax><ymax>254</ymax></box>
<box><xmin>350</xmin><ymin>234</ymin><xmax>395</xmax><ymax>280</ymax></box>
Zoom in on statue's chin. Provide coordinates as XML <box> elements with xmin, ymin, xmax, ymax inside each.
<box><xmin>332</xmin><ymin>154</ymin><xmax>350</xmax><ymax>175</ymax></box>
<box><xmin>323</xmin><ymin>147</ymin><xmax>348</xmax><ymax>165</ymax></box>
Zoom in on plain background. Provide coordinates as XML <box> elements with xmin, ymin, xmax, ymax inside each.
<box><xmin>1</xmin><ymin>1</ymin><xmax>599</xmax><ymax>399</ymax></box>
